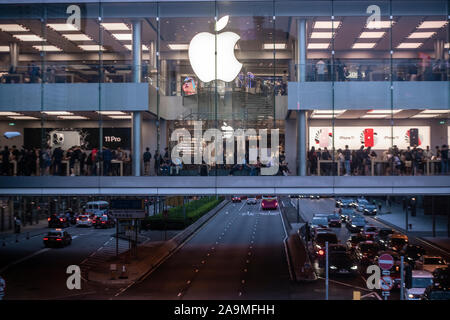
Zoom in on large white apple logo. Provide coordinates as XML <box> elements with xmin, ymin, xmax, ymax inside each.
<box><xmin>189</xmin><ymin>16</ymin><xmax>242</xmax><ymax>83</ymax></box>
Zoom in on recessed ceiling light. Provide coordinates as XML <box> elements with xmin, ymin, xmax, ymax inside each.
<box><xmin>13</xmin><ymin>34</ymin><xmax>45</xmax><ymax>42</ymax></box>
<box><xmin>112</xmin><ymin>33</ymin><xmax>132</xmax><ymax>41</ymax></box>
<box><xmin>0</xmin><ymin>46</ymin><xmax>9</xmax><ymax>52</ymax></box>
<box><xmin>8</xmin><ymin>116</ymin><xmax>38</xmax><ymax>120</ymax></box>
<box><xmin>263</xmin><ymin>43</ymin><xmax>286</xmax><ymax>50</ymax></box>
<box><xmin>57</xmin><ymin>116</ymin><xmax>88</xmax><ymax>120</ymax></box>
<box><xmin>411</xmin><ymin>114</ymin><xmax>438</xmax><ymax>118</ymax></box>
<box><xmin>417</xmin><ymin>21</ymin><xmax>448</xmax><ymax>29</ymax></box>
<box><xmin>124</xmin><ymin>44</ymin><xmax>149</xmax><ymax>51</ymax></box>
<box><xmin>168</xmin><ymin>44</ymin><xmax>189</xmax><ymax>50</ymax></box>
<box><xmin>419</xmin><ymin>109</ymin><xmax>449</xmax><ymax>114</ymax></box>
<box><xmin>47</xmin><ymin>23</ymin><xmax>79</xmax><ymax>31</ymax></box>
<box><xmin>32</xmin><ymin>45</ymin><xmax>62</xmax><ymax>52</ymax></box>
<box><xmin>307</xmin><ymin>43</ymin><xmax>330</xmax><ymax>49</ymax></box>
<box><xmin>313</xmin><ymin>21</ymin><xmax>341</xmax><ymax>29</ymax></box>
<box><xmin>359</xmin><ymin>32</ymin><xmax>385</xmax><ymax>38</ymax></box>
<box><xmin>397</xmin><ymin>42</ymin><xmax>422</xmax><ymax>49</ymax></box>
<box><xmin>366</xmin><ymin>21</ymin><xmax>393</xmax><ymax>29</ymax></box>
<box><xmin>352</xmin><ymin>43</ymin><xmax>377</xmax><ymax>49</ymax></box>
<box><xmin>108</xmin><ymin>115</ymin><xmax>132</xmax><ymax>119</ymax></box>
<box><xmin>78</xmin><ymin>45</ymin><xmax>105</xmax><ymax>51</ymax></box>
<box><xmin>310</xmin><ymin>32</ymin><xmax>335</xmax><ymax>39</ymax></box>
<box><xmin>368</xmin><ymin>109</ymin><xmax>403</xmax><ymax>113</ymax></box>
<box><xmin>0</xmin><ymin>24</ymin><xmax>29</xmax><ymax>32</ymax></box>
<box><xmin>0</xmin><ymin>112</ymin><xmax>23</xmax><ymax>116</ymax></box>
<box><xmin>62</xmin><ymin>33</ymin><xmax>92</xmax><ymax>41</ymax></box>
<box><xmin>101</xmin><ymin>23</ymin><xmax>130</xmax><ymax>31</ymax></box>
<box><xmin>408</xmin><ymin>32</ymin><xmax>436</xmax><ymax>39</ymax></box>
<box><xmin>96</xmin><ymin>111</ymin><xmax>127</xmax><ymax>115</ymax></box>
<box><xmin>42</xmin><ymin>111</ymin><xmax>74</xmax><ymax>115</ymax></box>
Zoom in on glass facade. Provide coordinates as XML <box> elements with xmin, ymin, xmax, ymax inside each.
<box><xmin>0</xmin><ymin>0</ymin><xmax>448</xmax><ymax>178</ymax></box>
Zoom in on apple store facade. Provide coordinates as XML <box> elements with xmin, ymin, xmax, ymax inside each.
<box><xmin>0</xmin><ymin>0</ymin><xmax>449</xmax><ymax>184</ymax></box>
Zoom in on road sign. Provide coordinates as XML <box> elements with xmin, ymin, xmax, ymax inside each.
<box><xmin>378</xmin><ymin>253</ymin><xmax>394</xmax><ymax>270</ymax></box>
<box><xmin>380</xmin><ymin>276</ymin><xmax>394</xmax><ymax>291</ymax></box>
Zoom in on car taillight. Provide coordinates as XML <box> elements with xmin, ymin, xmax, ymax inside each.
<box><xmin>262</xmin><ymin>202</ymin><xmax>265</xmax><ymax>206</ymax></box>
<box><xmin>47</xmin><ymin>218</ymin><xmax>50</xmax><ymax>221</ymax></box>
<box><xmin>318</xmin><ymin>249</ymin><xmax>325</xmax><ymax>256</ymax></box>
<box><xmin>59</xmin><ymin>218</ymin><xmax>63</xmax><ymax>222</ymax></box>
<box><xmin>101</xmin><ymin>221</ymin><xmax>105</xmax><ymax>224</ymax></box>
<box><xmin>43</xmin><ymin>238</ymin><xmax>48</xmax><ymax>240</ymax></box>
<box><xmin>76</xmin><ymin>218</ymin><xmax>79</xmax><ymax>221</ymax></box>
<box><xmin>56</xmin><ymin>238</ymin><xmax>62</xmax><ymax>241</ymax></box>
<box><xmin>274</xmin><ymin>201</ymin><xmax>278</xmax><ymax>206</ymax></box>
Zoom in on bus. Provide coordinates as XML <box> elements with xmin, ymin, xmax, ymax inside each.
<box><xmin>85</xmin><ymin>201</ymin><xmax>109</xmax><ymax>217</ymax></box>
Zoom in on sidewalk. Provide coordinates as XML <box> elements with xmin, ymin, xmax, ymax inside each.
<box><xmin>0</xmin><ymin>219</ymin><xmax>48</xmax><ymax>240</ymax></box>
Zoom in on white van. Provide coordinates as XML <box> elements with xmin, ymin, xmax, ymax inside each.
<box><xmin>85</xmin><ymin>201</ymin><xmax>109</xmax><ymax>217</ymax></box>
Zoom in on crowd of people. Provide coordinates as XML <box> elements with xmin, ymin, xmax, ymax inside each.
<box><xmin>308</xmin><ymin>144</ymin><xmax>449</xmax><ymax>176</ymax></box>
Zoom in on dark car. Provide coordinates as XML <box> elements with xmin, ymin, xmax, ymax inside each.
<box><xmin>43</xmin><ymin>229</ymin><xmax>72</xmax><ymax>247</ymax></box>
<box><xmin>401</xmin><ymin>244</ymin><xmax>427</xmax><ymax>268</ymax></box>
<box><xmin>354</xmin><ymin>241</ymin><xmax>380</xmax><ymax>266</ymax></box>
<box><xmin>363</xmin><ymin>204</ymin><xmax>378</xmax><ymax>216</ymax></box>
<box><xmin>47</xmin><ymin>214</ymin><xmax>70</xmax><ymax>228</ymax></box>
<box><xmin>374</xmin><ymin>228</ymin><xmax>395</xmax><ymax>249</ymax></box>
<box><xmin>346</xmin><ymin>233</ymin><xmax>367</xmax><ymax>252</ymax></box>
<box><xmin>328</xmin><ymin>213</ymin><xmax>342</xmax><ymax>228</ymax></box>
<box><xmin>346</xmin><ymin>216</ymin><xmax>366</xmax><ymax>233</ymax></box>
<box><xmin>339</xmin><ymin>208</ymin><xmax>354</xmax><ymax>222</ymax></box>
<box><xmin>93</xmin><ymin>215</ymin><xmax>115</xmax><ymax>229</ymax></box>
<box><xmin>313</xmin><ymin>231</ymin><xmax>338</xmax><ymax>257</ymax></box>
<box><xmin>421</xmin><ymin>285</ymin><xmax>450</xmax><ymax>300</ymax></box>
<box><xmin>432</xmin><ymin>267</ymin><xmax>450</xmax><ymax>289</ymax></box>
<box><xmin>328</xmin><ymin>252</ymin><xmax>359</xmax><ymax>276</ymax></box>
<box><xmin>232</xmin><ymin>195</ymin><xmax>241</xmax><ymax>203</ymax></box>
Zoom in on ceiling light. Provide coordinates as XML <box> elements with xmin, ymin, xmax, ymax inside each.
<box><xmin>359</xmin><ymin>32</ymin><xmax>385</xmax><ymax>38</ymax></box>
<box><xmin>310</xmin><ymin>32</ymin><xmax>335</xmax><ymax>39</ymax></box>
<box><xmin>313</xmin><ymin>21</ymin><xmax>341</xmax><ymax>29</ymax></box>
<box><xmin>47</xmin><ymin>23</ymin><xmax>79</xmax><ymax>31</ymax></box>
<box><xmin>361</xmin><ymin>114</ymin><xmax>387</xmax><ymax>118</ymax></box>
<box><xmin>263</xmin><ymin>43</ymin><xmax>286</xmax><ymax>50</ymax></box>
<box><xmin>108</xmin><ymin>115</ymin><xmax>132</xmax><ymax>119</ymax></box>
<box><xmin>0</xmin><ymin>112</ymin><xmax>23</xmax><ymax>116</ymax></box>
<box><xmin>366</xmin><ymin>21</ymin><xmax>393</xmax><ymax>29</ymax></box>
<box><xmin>307</xmin><ymin>43</ymin><xmax>330</xmax><ymax>49</ymax></box>
<box><xmin>0</xmin><ymin>24</ymin><xmax>29</xmax><ymax>32</ymax></box>
<box><xmin>96</xmin><ymin>111</ymin><xmax>126</xmax><ymax>115</ymax></box>
<box><xmin>419</xmin><ymin>109</ymin><xmax>449</xmax><ymax>114</ymax></box>
<box><xmin>313</xmin><ymin>110</ymin><xmax>346</xmax><ymax>114</ymax></box>
<box><xmin>168</xmin><ymin>44</ymin><xmax>189</xmax><ymax>50</ymax></box>
<box><xmin>408</xmin><ymin>32</ymin><xmax>436</xmax><ymax>39</ymax></box>
<box><xmin>411</xmin><ymin>114</ymin><xmax>438</xmax><ymax>118</ymax></box>
<box><xmin>124</xmin><ymin>44</ymin><xmax>149</xmax><ymax>51</ymax></box>
<box><xmin>397</xmin><ymin>42</ymin><xmax>422</xmax><ymax>49</ymax></box>
<box><xmin>417</xmin><ymin>21</ymin><xmax>448</xmax><ymax>29</ymax></box>
<box><xmin>32</xmin><ymin>45</ymin><xmax>62</xmax><ymax>52</ymax></box>
<box><xmin>62</xmin><ymin>33</ymin><xmax>92</xmax><ymax>41</ymax></box>
<box><xmin>57</xmin><ymin>116</ymin><xmax>88</xmax><ymax>120</ymax></box>
<box><xmin>42</xmin><ymin>111</ymin><xmax>74</xmax><ymax>115</ymax></box>
<box><xmin>8</xmin><ymin>116</ymin><xmax>38</xmax><ymax>120</ymax></box>
<box><xmin>0</xmin><ymin>46</ymin><xmax>9</xmax><ymax>52</ymax></box>
<box><xmin>368</xmin><ymin>109</ymin><xmax>403</xmax><ymax>113</ymax></box>
<box><xmin>101</xmin><ymin>23</ymin><xmax>130</xmax><ymax>31</ymax></box>
<box><xmin>352</xmin><ymin>43</ymin><xmax>377</xmax><ymax>49</ymax></box>
<box><xmin>112</xmin><ymin>33</ymin><xmax>132</xmax><ymax>41</ymax></box>
<box><xmin>13</xmin><ymin>34</ymin><xmax>45</xmax><ymax>42</ymax></box>
<box><xmin>78</xmin><ymin>45</ymin><xmax>105</xmax><ymax>51</ymax></box>
<box><xmin>445</xmin><ymin>43</ymin><xmax>449</xmax><ymax>49</ymax></box>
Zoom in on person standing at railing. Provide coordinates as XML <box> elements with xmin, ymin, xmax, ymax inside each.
<box><xmin>316</xmin><ymin>59</ymin><xmax>326</xmax><ymax>81</ymax></box>
<box><xmin>321</xmin><ymin>147</ymin><xmax>331</xmax><ymax>175</ymax></box>
<box><xmin>441</xmin><ymin>145</ymin><xmax>449</xmax><ymax>175</ymax></box>
<box><xmin>343</xmin><ymin>145</ymin><xmax>351</xmax><ymax>176</ymax></box>
<box><xmin>143</xmin><ymin>147</ymin><xmax>152</xmax><ymax>176</ymax></box>
<box><xmin>308</xmin><ymin>147</ymin><xmax>318</xmax><ymax>175</ymax></box>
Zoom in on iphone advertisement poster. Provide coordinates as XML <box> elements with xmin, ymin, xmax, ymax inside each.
<box><xmin>309</xmin><ymin>126</ymin><xmax>430</xmax><ymax>150</ymax></box>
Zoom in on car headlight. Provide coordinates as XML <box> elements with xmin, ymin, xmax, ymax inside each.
<box><xmin>408</xmin><ymin>294</ymin><xmax>414</xmax><ymax>299</ymax></box>
<box><xmin>351</xmin><ymin>265</ymin><xmax>358</xmax><ymax>270</ymax></box>
<box><xmin>330</xmin><ymin>266</ymin><xmax>337</xmax><ymax>270</ymax></box>
<box><xmin>352</xmin><ymin>224</ymin><xmax>357</xmax><ymax>228</ymax></box>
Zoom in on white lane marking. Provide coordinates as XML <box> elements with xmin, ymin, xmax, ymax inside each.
<box><xmin>238</xmin><ymin>202</ymin><xmax>246</xmax><ymax>212</ymax></box>
<box><xmin>0</xmin><ymin>248</ymin><xmax>51</xmax><ymax>273</ymax></box>
<box><xmin>72</xmin><ymin>235</ymin><xmax>79</xmax><ymax>239</ymax></box>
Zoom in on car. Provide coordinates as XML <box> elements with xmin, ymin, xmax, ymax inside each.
<box><xmin>313</xmin><ymin>231</ymin><xmax>338</xmax><ymax>256</ymax></box>
<box><xmin>416</xmin><ymin>255</ymin><xmax>448</xmax><ymax>273</ymax></box>
<box><xmin>93</xmin><ymin>215</ymin><xmax>115</xmax><ymax>229</ymax></box>
<box><xmin>374</xmin><ymin>228</ymin><xmax>395</xmax><ymax>249</ymax></box>
<box><xmin>356</xmin><ymin>198</ymin><xmax>369</xmax><ymax>212</ymax></box>
<box><xmin>43</xmin><ymin>229</ymin><xmax>72</xmax><ymax>247</ymax></box>
<box><xmin>405</xmin><ymin>270</ymin><xmax>434</xmax><ymax>300</ymax></box>
<box><xmin>327</xmin><ymin>213</ymin><xmax>342</xmax><ymax>228</ymax></box>
<box><xmin>328</xmin><ymin>252</ymin><xmax>359</xmax><ymax>276</ymax></box>
<box><xmin>47</xmin><ymin>214</ymin><xmax>70</xmax><ymax>228</ymax></box>
<box><xmin>246</xmin><ymin>197</ymin><xmax>257</xmax><ymax>205</ymax></box>
<box><xmin>310</xmin><ymin>216</ymin><xmax>329</xmax><ymax>233</ymax></box>
<box><xmin>76</xmin><ymin>214</ymin><xmax>93</xmax><ymax>227</ymax></box>
<box><xmin>339</xmin><ymin>208</ymin><xmax>354</xmax><ymax>222</ymax></box>
<box><xmin>346</xmin><ymin>216</ymin><xmax>366</xmax><ymax>233</ymax></box>
<box><xmin>354</xmin><ymin>241</ymin><xmax>380</xmax><ymax>266</ymax></box>
<box><xmin>328</xmin><ymin>243</ymin><xmax>348</xmax><ymax>254</ymax></box>
<box><xmin>231</xmin><ymin>196</ymin><xmax>241</xmax><ymax>203</ymax></box>
<box><xmin>346</xmin><ymin>233</ymin><xmax>367</xmax><ymax>252</ymax></box>
<box><xmin>363</xmin><ymin>204</ymin><xmax>377</xmax><ymax>216</ymax></box>
<box><xmin>261</xmin><ymin>195</ymin><xmax>278</xmax><ymax>210</ymax></box>
<box><xmin>432</xmin><ymin>267</ymin><xmax>450</xmax><ymax>288</ymax></box>
<box><xmin>387</xmin><ymin>233</ymin><xmax>408</xmax><ymax>252</ymax></box>
<box><xmin>336</xmin><ymin>198</ymin><xmax>355</xmax><ymax>208</ymax></box>
<box><xmin>421</xmin><ymin>285</ymin><xmax>450</xmax><ymax>300</ymax></box>
<box><xmin>362</xmin><ymin>225</ymin><xmax>378</xmax><ymax>240</ymax></box>
<box><xmin>401</xmin><ymin>244</ymin><xmax>426</xmax><ymax>267</ymax></box>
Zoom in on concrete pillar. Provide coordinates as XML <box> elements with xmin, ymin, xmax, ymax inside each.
<box><xmin>9</xmin><ymin>42</ymin><xmax>19</xmax><ymax>73</ymax></box>
<box><xmin>296</xmin><ymin>19</ymin><xmax>307</xmax><ymax>176</ymax></box>
<box><xmin>434</xmin><ymin>39</ymin><xmax>444</xmax><ymax>60</ymax></box>
<box><xmin>132</xmin><ymin>20</ymin><xmax>142</xmax><ymax>176</ymax></box>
